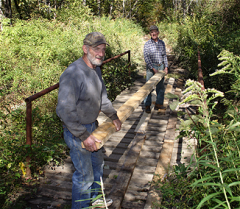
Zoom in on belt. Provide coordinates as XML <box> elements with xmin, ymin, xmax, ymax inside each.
<box><xmin>153</xmin><ymin>63</ymin><xmax>163</xmax><ymax>67</ymax></box>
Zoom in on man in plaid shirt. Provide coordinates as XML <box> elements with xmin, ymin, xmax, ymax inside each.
<box><xmin>143</xmin><ymin>25</ymin><xmax>168</xmax><ymax>113</ymax></box>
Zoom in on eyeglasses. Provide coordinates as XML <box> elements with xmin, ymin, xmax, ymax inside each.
<box><xmin>150</xmin><ymin>30</ymin><xmax>159</xmax><ymax>34</ymax></box>
<box><xmin>91</xmin><ymin>46</ymin><xmax>106</xmax><ymax>53</ymax></box>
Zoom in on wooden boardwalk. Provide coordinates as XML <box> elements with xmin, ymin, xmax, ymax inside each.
<box><xmin>27</xmin><ymin>57</ymin><xmax>196</xmax><ymax>209</ymax></box>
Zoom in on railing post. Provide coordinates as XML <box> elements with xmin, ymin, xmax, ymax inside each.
<box><xmin>26</xmin><ymin>101</ymin><xmax>32</xmax><ymax>178</ymax></box>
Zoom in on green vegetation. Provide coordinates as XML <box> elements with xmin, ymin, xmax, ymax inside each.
<box><xmin>157</xmin><ymin>0</ymin><xmax>240</xmax><ymax>98</ymax></box>
<box><xmin>162</xmin><ymin>69</ymin><xmax>240</xmax><ymax>208</ymax></box>
<box><xmin>0</xmin><ymin>2</ymin><xmax>144</xmax><ymax>208</ymax></box>
<box><xmin>154</xmin><ymin>1</ymin><xmax>240</xmax><ymax>208</ymax></box>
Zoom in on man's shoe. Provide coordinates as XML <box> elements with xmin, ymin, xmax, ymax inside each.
<box><xmin>154</xmin><ymin>104</ymin><xmax>166</xmax><ymax>110</ymax></box>
<box><xmin>145</xmin><ymin>106</ymin><xmax>151</xmax><ymax>113</ymax></box>
<box><xmin>92</xmin><ymin>198</ymin><xmax>113</xmax><ymax>208</ymax></box>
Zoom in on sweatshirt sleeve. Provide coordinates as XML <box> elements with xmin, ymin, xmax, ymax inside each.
<box><xmin>56</xmin><ymin>67</ymin><xmax>90</xmax><ymax>141</ymax></box>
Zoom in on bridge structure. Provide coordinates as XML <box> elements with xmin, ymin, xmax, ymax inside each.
<box><xmin>26</xmin><ymin>55</ymin><xmax>197</xmax><ymax>209</ymax></box>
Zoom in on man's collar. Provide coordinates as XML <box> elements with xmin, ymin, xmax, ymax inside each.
<box><xmin>150</xmin><ymin>38</ymin><xmax>159</xmax><ymax>43</ymax></box>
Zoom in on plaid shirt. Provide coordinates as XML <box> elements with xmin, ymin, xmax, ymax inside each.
<box><xmin>143</xmin><ymin>38</ymin><xmax>168</xmax><ymax>69</ymax></box>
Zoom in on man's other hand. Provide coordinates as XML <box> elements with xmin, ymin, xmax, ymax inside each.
<box><xmin>164</xmin><ymin>67</ymin><xmax>168</xmax><ymax>74</ymax></box>
<box><xmin>113</xmin><ymin>119</ymin><xmax>122</xmax><ymax>131</ymax></box>
<box><xmin>83</xmin><ymin>135</ymin><xmax>101</xmax><ymax>152</ymax></box>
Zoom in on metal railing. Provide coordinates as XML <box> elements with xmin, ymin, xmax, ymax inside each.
<box><xmin>24</xmin><ymin>50</ymin><xmax>131</xmax><ymax>177</ymax></box>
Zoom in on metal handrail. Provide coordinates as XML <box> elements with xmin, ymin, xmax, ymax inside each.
<box><xmin>24</xmin><ymin>50</ymin><xmax>131</xmax><ymax>177</ymax></box>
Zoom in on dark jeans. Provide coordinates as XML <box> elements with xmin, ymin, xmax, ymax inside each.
<box><xmin>63</xmin><ymin>122</ymin><xmax>104</xmax><ymax>209</ymax></box>
<box><xmin>144</xmin><ymin>63</ymin><xmax>165</xmax><ymax>106</ymax></box>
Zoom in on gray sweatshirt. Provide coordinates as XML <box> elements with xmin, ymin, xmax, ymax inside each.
<box><xmin>56</xmin><ymin>57</ymin><xmax>118</xmax><ymax>141</ymax></box>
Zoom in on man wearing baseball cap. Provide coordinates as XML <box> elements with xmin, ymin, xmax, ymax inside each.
<box><xmin>56</xmin><ymin>32</ymin><xmax>121</xmax><ymax>208</ymax></box>
<box><xmin>143</xmin><ymin>25</ymin><xmax>168</xmax><ymax>113</ymax></box>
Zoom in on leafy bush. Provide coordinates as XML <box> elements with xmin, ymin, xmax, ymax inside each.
<box><xmin>157</xmin><ymin>0</ymin><xmax>240</xmax><ymax>99</ymax></box>
<box><xmin>162</xmin><ymin>62</ymin><xmax>240</xmax><ymax>208</ymax></box>
<box><xmin>211</xmin><ymin>50</ymin><xmax>240</xmax><ymax>101</ymax></box>
<box><xmin>179</xmin><ymin>79</ymin><xmax>240</xmax><ymax>208</ymax></box>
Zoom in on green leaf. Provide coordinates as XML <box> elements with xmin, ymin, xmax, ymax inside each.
<box><xmin>181</xmin><ymin>119</ymin><xmax>193</xmax><ymax>127</ymax></box>
<box><xmin>222</xmin><ymin>168</ymin><xmax>240</xmax><ymax>173</ymax></box>
<box><xmin>165</xmin><ymin>93</ymin><xmax>179</xmax><ymax>100</ymax></box>
<box><xmin>194</xmin><ymin>182</ymin><xmax>221</xmax><ymax>187</ymax></box>
<box><xmin>200</xmin><ymin>163</ymin><xmax>219</xmax><ymax>171</ymax></box>
<box><xmin>229</xmin><ymin>181</ymin><xmax>240</xmax><ymax>187</ymax></box>
<box><xmin>204</xmin><ymin>140</ymin><xmax>217</xmax><ymax>149</ymax></box>
<box><xmin>227</xmin><ymin>122</ymin><xmax>240</xmax><ymax>132</ymax></box>
<box><xmin>190</xmin><ymin>100</ymin><xmax>202</xmax><ymax>106</ymax></box>
<box><xmin>191</xmin><ymin>176</ymin><xmax>215</xmax><ymax>187</ymax></box>
<box><xmin>222</xmin><ymin>183</ymin><xmax>233</xmax><ymax>197</ymax></box>
<box><xmin>229</xmin><ymin>196</ymin><xmax>240</xmax><ymax>202</ymax></box>
<box><xmin>169</xmin><ymin>100</ymin><xmax>179</xmax><ymax>110</ymax></box>
<box><xmin>212</xmin><ymin>199</ymin><xmax>227</xmax><ymax>209</ymax></box>
<box><xmin>196</xmin><ymin>192</ymin><xmax>221</xmax><ymax>209</ymax></box>
<box><xmin>15</xmin><ymin>173</ymin><xmax>21</xmax><ymax>178</ymax></box>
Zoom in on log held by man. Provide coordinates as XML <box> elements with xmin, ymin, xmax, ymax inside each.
<box><xmin>82</xmin><ymin>71</ymin><xmax>165</xmax><ymax>150</ymax></box>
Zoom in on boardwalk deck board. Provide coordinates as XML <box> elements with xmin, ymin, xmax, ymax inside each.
<box><xmin>26</xmin><ymin>60</ymin><xmax>195</xmax><ymax>208</ymax></box>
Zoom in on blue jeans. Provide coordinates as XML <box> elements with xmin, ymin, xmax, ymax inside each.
<box><xmin>63</xmin><ymin>122</ymin><xmax>104</xmax><ymax>209</ymax></box>
<box><xmin>144</xmin><ymin>63</ymin><xmax>165</xmax><ymax>106</ymax></box>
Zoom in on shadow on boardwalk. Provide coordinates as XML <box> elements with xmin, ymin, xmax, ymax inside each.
<box><xmin>24</xmin><ymin>54</ymin><xmax>192</xmax><ymax>209</ymax></box>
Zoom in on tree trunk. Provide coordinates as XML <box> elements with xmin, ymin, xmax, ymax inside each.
<box><xmin>13</xmin><ymin>0</ymin><xmax>22</xmax><ymax>19</ymax></box>
<box><xmin>182</xmin><ymin>0</ymin><xmax>186</xmax><ymax>17</ymax></box>
<box><xmin>123</xmin><ymin>0</ymin><xmax>125</xmax><ymax>17</ymax></box>
<box><xmin>110</xmin><ymin>0</ymin><xmax>114</xmax><ymax>17</ymax></box>
<box><xmin>3</xmin><ymin>0</ymin><xmax>12</xmax><ymax>18</ymax></box>
<box><xmin>98</xmin><ymin>0</ymin><xmax>101</xmax><ymax>16</ymax></box>
<box><xmin>0</xmin><ymin>0</ymin><xmax>3</xmax><ymax>31</ymax></box>
<box><xmin>126</xmin><ymin>0</ymin><xmax>139</xmax><ymax>19</ymax></box>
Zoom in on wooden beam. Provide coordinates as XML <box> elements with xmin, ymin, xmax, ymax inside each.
<box><xmin>82</xmin><ymin>72</ymin><xmax>165</xmax><ymax>149</ymax></box>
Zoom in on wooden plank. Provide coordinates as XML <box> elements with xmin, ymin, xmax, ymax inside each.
<box><xmin>82</xmin><ymin>72</ymin><xmax>165</xmax><ymax>149</ymax></box>
<box><xmin>134</xmin><ymin>106</ymin><xmax>154</xmax><ymax>134</ymax></box>
<box><xmin>134</xmin><ymin>93</ymin><xmax>156</xmax><ymax>134</ymax></box>
<box><xmin>107</xmin><ymin>133</ymin><xmax>146</xmax><ymax>209</ymax></box>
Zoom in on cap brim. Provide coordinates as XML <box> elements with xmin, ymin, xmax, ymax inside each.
<box><xmin>91</xmin><ymin>42</ymin><xmax>109</xmax><ymax>47</ymax></box>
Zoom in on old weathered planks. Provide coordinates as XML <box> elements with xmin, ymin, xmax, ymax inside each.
<box><xmin>120</xmin><ymin>78</ymin><xmax>176</xmax><ymax>209</ymax></box>
<box><xmin>27</xmin><ymin>74</ymin><xmax>193</xmax><ymax>209</ymax></box>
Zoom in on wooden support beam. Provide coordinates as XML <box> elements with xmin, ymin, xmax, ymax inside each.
<box><xmin>82</xmin><ymin>72</ymin><xmax>165</xmax><ymax>149</ymax></box>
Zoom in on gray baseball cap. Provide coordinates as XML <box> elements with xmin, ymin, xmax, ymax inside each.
<box><xmin>83</xmin><ymin>32</ymin><xmax>109</xmax><ymax>47</ymax></box>
<box><xmin>149</xmin><ymin>25</ymin><xmax>159</xmax><ymax>31</ymax></box>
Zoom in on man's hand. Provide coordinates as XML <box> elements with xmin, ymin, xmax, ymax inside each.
<box><xmin>113</xmin><ymin>119</ymin><xmax>122</xmax><ymax>131</ymax></box>
<box><xmin>152</xmin><ymin>68</ymin><xmax>158</xmax><ymax>74</ymax></box>
<box><xmin>83</xmin><ymin>135</ymin><xmax>101</xmax><ymax>152</ymax></box>
<box><xmin>164</xmin><ymin>67</ymin><xmax>168</xmax><ymax>74</ymax></box>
